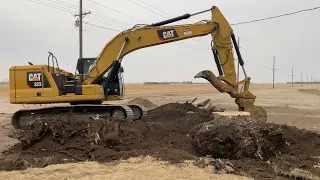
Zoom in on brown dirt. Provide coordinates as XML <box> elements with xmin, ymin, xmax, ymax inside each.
<box><xmin>191</xmin><ymin>115</ymin><xmax>320</xmax><ymax>179</ymax></box>
<box><xmin>127</xmin><ymin>97</ymin><xmax>158</xmax><ymax>110</ymax></box>
<box><xmin>0</xmin><ymin>102</ymin><xmax>319</xmax><ymax>180</ymax></box>
<box><xmin>0</xmin><ymin>102</ymin><xmax>212</xmax><ymax>169</ymax></box>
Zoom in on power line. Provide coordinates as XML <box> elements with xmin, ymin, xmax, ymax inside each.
<box><xmin>50</xmin><ymin>0</ymin><xmax>133</xmax><ymax>27</ymax></box>
<box><xmin>40</xmin><ymin>0</ymin><xmax>76</xmax><ymax>12</ymax></box>
<box><xmin>38</xmin><ymin>0</ymin><xmax>77</xmax><ymax>13</ymax></box>
<box><xmin>86</xmin><ymin>22</ymin><xmax>121</xmax><ymax>31</ymax></box>
<box><xmin>47</xmin><ymin>0</ymin><xmax>78</xmax><ymax>11</ymax></box>
<box><xmin>26</xmin><ymin>0</ymin><xmax>75</xmax><ymax>14</ymax></box>
<box><xmin>127</xmin><ymin>0</ymin><xmax>168</xmax><ymax>18</ymax></box>
<box><xmin>88</xmin><ymin>0</ymin><xmax>148</xmax><ymax>23</ymax></box>
<box><xmin>231</xmin><ymin>6</ymin><xmax>320</xmax><ymax>25</ymax></box>
<box><xmin>54</xmin><ymin>0</ymin><xmax>79</xmax><ymax>9</ymax></box>
<box><xmin>86</xmin><ymin>16</ymin><xmax>129</xmax><ymax>29</ymax></box>
<box><xmin>135</xmin><ymin>0</ymin><xmax>171</xmax><ymax>16</ymax></box>
<box><xmin>26</xmin><ymin>0</ymin><xmax>122</xmax><ymax>32</ymax></box>
<box><xmin>91</xmin><ymin>12</ymin><xmax>132</xmax><ymax>26</ymax></box>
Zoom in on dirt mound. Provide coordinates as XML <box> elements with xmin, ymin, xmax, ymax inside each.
<box><xmin>191</xmin><ymin>116</ymin><xmax>286</xmax><ymax>160</ymax></box>
<box><xmin>0</xmin><ymin>102</ymin><xmax>320</xmax><ymax>179</ymax></box>
<box><xmin>0</xmin><ymin>102</ymin><xmax>213</xmax><ymax>171</ymax></box>
<box><xmin>189</xmin><ymin>116</ymin><xmax>320</xmax><ymax>179</ymax></box>
<box><xmin>127</xmin><ymin>97</ymin><xmax>158</xmax><ymax>110</ymax></box>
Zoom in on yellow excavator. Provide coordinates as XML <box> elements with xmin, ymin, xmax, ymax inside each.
<box><xmin>9</xmin><ymin>6</ymin><xmax>267</xmax><ymax>129</ymax></box>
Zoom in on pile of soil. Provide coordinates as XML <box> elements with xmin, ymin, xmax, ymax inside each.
<box><xmin>190</xmin><ymin>115</ymin><xmax>320</xmax><ymax>179</ymax></box>
<box><xmin>0</xmin><ymin>102</ymin><xmax>319</xmax><ymax>179</ymax></box>
<box><xmin>190</xmin><ymin>115</ymin><xmax>287</xmax><ymax>160</ymax></box>
<box><xmin>127</xmin><ymin>97</ymin><xmax>158</xmax><ymax>110</ymax></box>
<box><xmin>0</xmin><ymin>102</ymin><xmax>212</xmax><ymax>170</ymax></box>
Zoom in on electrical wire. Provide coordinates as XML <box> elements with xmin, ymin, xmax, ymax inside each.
<box><xmin>231</xmin><ymin>6</ymin><xmax>320</xmax><ymax>25</ymax></box>
<box><xmin>91</xmin><ymin>12</ymin><xmax>132</xmax><ymax>26</ymax></box>
<box><xmin>86</xmin><ymin>16</ymin><xmax>129</xmax><ymax>29</ymax></box>
<box><xmin>54</xmin><ymin>0</ymin><xmax>83</xmax><ymax>10</ymax></box>
<box><xmin>46</xmin><ymin>0</ymin><xmax>78</xmax><ymax>11</ymax></box>
<box><xmin>88</xmin><ymin>0</ymin><xmax>148</xmax><ymax>23</ymax></box>
<box><xmin>38</xmin><ymin>0</ymin><xmax>78</xmax><ymax>13</ymax></box>
<box><xmin>86</xmin><ymin>22</ymin><xmax>121</xmax><ymax>31</ymax></box>
<box><xmin>135</xmin><ymin>0</ymin><xmax>171</xmax><ymax>16</ymax></box>
<box><xmin>127</xmin><ymin>0</ymin><xmax>168</xmax><ymax>18</ymax></box>
<box><xmin>26</xmin><ymin>0</ymin><xmax>75</xmax><ymax>14</ymax></box>
<box><xmin>26</xmin><ymin>0</ymin><xmax>123</xmax><ymax>32</ymax></box>
<box><xmin>125</xmin><ymin>1</ymin><xmax>206</xmax><ymax>49</ymax></box>
<box><xmin>50</xmin><ymin>0</ymin><xmax>133</xmax><ymax>27</ymax></box>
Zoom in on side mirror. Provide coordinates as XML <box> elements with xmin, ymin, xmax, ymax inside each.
<box><xmin>119</xmin><ymin>66</ymin><xmax>124</xmax><ymax>73</ymax></box>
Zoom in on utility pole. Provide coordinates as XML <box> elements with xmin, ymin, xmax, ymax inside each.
<box><xmin>74</xmin><ymin>0</ymin><xmax>91</xmax><ymax>60</ymax></box>
<box><xmin>74</xmin><ymin>0</ymin><xmax>90</xmax><ymax>82</ymax></box>
<box><xmin>301</xmin><ymin>71</ymin><xmax>303</xmax><ymax>86</ymax></box>
<box><xmin>291</xmin><ymin>66</ymin><xmax>294</xmax><ymax>87</ymax></box>
<box><xmin>272</xmin><ymin>56</ymin><xmax>276</xmax><ymax>88</ymax></box>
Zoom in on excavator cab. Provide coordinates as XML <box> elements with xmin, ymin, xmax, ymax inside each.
<box><xmin>76</xmin><ymin>58</ymin><xmax>125</xmax><ymax>99</ymax></box>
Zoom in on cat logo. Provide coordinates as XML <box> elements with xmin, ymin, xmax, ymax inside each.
<box><xmin>28</xmin><ymin>73</ymin><xmax>42</xmax><ymax>82</ymax></box>
<box><xmin>27</xmin><ymin>72</ymin><xmax>42</xmax><ymax>88</ymax></box>
<box><xmin>157</xmin><ymin>29</ymin><xmax>178</xmax><ymax>40</ymax></box>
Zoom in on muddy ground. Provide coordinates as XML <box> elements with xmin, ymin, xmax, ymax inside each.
<box><xmin>0</xmin><ymin>102</ymin><xmax>319</xmax><ymax>180</ymax></box>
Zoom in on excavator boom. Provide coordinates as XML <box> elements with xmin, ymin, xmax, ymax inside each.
<box><xmin>84</xmin><ymin>7</ymin><xmax>234</xmax><ymax>85</ymax></box>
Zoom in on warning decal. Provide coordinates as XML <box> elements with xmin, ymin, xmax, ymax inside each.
<box><xmin>183</xmin><ymin>28</ymin><xmax>192</xmax><ymax>36</ymax></box>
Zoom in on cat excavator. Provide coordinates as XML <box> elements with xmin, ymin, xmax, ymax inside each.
<box><xmin>9</xmin><ymin>6</ymin><xmax>267</xmax><ymax>129</ymax></box>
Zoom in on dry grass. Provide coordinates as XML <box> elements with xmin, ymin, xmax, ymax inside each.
<box><xmin>0</xmin><ymin>156</ymin><xmax>251</xmax><ymax>180</ymax></box>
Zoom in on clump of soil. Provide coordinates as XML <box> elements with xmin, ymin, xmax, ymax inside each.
<box><xmin>0</xmin><ymin>101</ymin><xmax>320</xmax><ymax>180</ymax></box>
<box><xmin>127</xmin><ymin>97</ymin><xmax>158</xmax><ymax>110</ymax></box>
<box><xmin>190</xmin><ymin>116</ymin><xmax>286</xmax><ymax>160</ymax></box>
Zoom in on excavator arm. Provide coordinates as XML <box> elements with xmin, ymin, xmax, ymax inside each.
<box><xmin>83</xmin><ymin>6</ymin><xmax>267</xmax><ymax>121</ymax></box>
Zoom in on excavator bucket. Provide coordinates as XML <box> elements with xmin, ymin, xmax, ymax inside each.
<box><xmin>194</xmin><ymin>70</ymin><xmax>267</xmax><ymax>122</ymax></box>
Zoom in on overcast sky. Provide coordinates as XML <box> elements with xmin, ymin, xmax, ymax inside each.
<box><xmin>1</xmin><ymin>0</ymin><xmax>320</xmax><ymax>83</ymax></box>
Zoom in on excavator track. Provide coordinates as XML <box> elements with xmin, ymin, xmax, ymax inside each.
<box><xmin>12</xmin><ymin>104</ymin><xmax>147</xmax><ymax>130</ymax></box>
<box><xmin>127</xmin><ymin>104</ymin><xmax>148</xmax><ymax>120</ymax></box>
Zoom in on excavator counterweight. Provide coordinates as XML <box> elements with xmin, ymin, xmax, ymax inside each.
<box><xmin>9</xmin><ymin>6</ymin><xmax>267</xmax><ymax>129</ymax></box>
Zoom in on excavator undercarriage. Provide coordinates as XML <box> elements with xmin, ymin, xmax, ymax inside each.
<box><xmin>11</xmin><ymin>104</ymin><xmax>148</xmax><ymax>129</ymax></box>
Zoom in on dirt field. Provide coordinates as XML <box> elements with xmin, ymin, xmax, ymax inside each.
<box><xmin>0</xmin><ymin>83</ymin><xmax>319</xmax><ymax>179</ymax></box>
